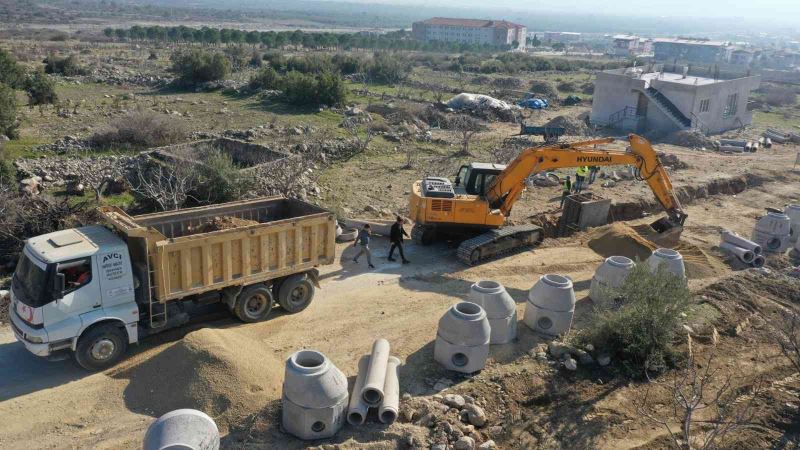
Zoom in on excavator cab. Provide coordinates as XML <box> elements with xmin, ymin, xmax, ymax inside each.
<box><xmin>454</xmin><ymin>163</ymin><xmax>505</xmax><ymax>196</ymax></box>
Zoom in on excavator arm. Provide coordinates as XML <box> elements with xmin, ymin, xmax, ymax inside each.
<box><xmin>485</xmin><ymin>134</ymin><xmax>687</xmax><ymax>227</ymax></box>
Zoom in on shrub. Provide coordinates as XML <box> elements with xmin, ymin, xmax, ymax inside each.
<box><xmin>170</xmin><ymin>49</ymin><xmax>230</xmax><ymax>84</ymax></box>
<box><xmin>331</xmin><ymin>54</ymin><xmax>363</xmax><ymax>75</ymax></box>
<box><xmin>581</xmin><ymin>262</ymin><xmax>691</xmax><ymax>376</ymax></box>
<box><xmin>315</xmin><ymin>72</ymin><xmax>346</xmax><ymax>106</ymax></box>
<box><xmin>44</xmin><ymin>55</ymin><xmax>86</xmax><ymax>76</ymax></box>
<box><xmin>0</xmin><ymin>140</ymin><xmax>16</xmax><ymax>188</ymax></box>
<box><xmin>765</xmin><ymin>86</ymin><xmax>797</xmax><ymax>107</ymax></box>
<box><xmin>0</xmin><ymin>49</ymin><xmax>25</xmax><ymax>88</ymax></box>
<box><xmin>91</xmin><ymin>111</ymin><xmax>186</xmax><ymax>149</ymax></box>
<box><xmin>529</xmin><ymin>80</ymin><xmax>558</xmax><ymax>98</ymax></box>
<box><xmin>249</xmin><ymin>50</ymin><xmax>263</xmax><ymax>68</ymax></box>
<box><xmin>249</xmin><ymin>67</ymin><xmax>281</xmax><ymax>91</ymax></box>
<box><xmin>0</xmin><ymin>82</ymin><xmax>19</xmax><ymax>139</ymax></box>
<box><xmin>557</xmin><ymin>81</ymin><xmax>578</xmax><ymax>92</ymax></box>
<box><xmin>366</xmin><ymin>52</ymin><xmax>411</xmax><ymax>84</ymax></box>
<box><xmin>282</xmin><ymin>71</ymin><xmax>318</xmax><ymax>105</ymax></box>
<box><xmin>193</xmin><ymin>147</ymin><xmax>255</xmax><ymax>203</ymax></box>
<box><xmin>223</xmin><ymin>46</ymin><xmax>248</xmax><ymax>71</ymax></box>
<box><xmin>24</xmin><ymin>70</ymin><xmax>58</xmax><ymax>106</ymax></box>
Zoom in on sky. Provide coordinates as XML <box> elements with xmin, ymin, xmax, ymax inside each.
<box><xmin>331</xmin><ymin>0</ymin><xmax>800</xmax><ymax>24</ymax></box>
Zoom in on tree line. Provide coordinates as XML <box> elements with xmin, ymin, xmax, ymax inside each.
<box><xmin>101</xmin><ymin>26</ymin><xmax>513</xmax><ymax>53</ymax></box>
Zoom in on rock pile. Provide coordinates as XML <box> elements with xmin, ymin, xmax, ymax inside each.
<box><xmin>400</xmin><ymin>393</ymin><xmax>493</xmax><ymax>450</ymax></box>
<box><xmin>15</xmin><ymin>154</ymin><xmax>137</xmax><ymax>193</ymax></box>
<box><xmin>662</xmin><ymin>130</ymin><xmax>715</xmax><ymax>149</ymax></box>
<box><xmin>32</xmin><ymin>135</ymin><xmax>95</xmax><ymax>153</ymax></box>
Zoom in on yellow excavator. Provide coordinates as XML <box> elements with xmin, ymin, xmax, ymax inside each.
<box><xmin>408</xmin><ymin>134</ymin><xmax>687</xmax><ymax>264</ymax></box>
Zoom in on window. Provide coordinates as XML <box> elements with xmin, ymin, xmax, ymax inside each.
<box><xmin>722</xmin><ymin>93</ymin><xmax>738</xmax><ymax>118</ymax></box>
<box><xmin>58</xmin><ymin>258</ymin><xmax>92</xmax><ymax>294</ymax></box>
<box><xmin>699</xmin><ymin>98</ymin><xmax>710</xmax><ymax>113</ymax></box>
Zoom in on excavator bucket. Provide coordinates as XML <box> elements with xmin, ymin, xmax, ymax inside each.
<box><xmin>648</xmin><ymin>217</ymin><xmax>683</xmax><ymax>247</ymax></box>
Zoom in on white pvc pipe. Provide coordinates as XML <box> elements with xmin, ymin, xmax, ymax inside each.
<box><xmin>378</xmin><ymin>356</ymin><xmax>401</xmax><ymax>424</ymax></box>
<box><xmin>719</xmin><ymin>242</ymin><xmax>755</xmax><ymax>264</ymax></box>
<box><xmin>361</xmin><ymin>338</ymin><xmax>390</xmax><ymax>407</ymax></box>
<box><xmin>721</xmin><ymin>231</ymin><xmax>762</xmax><ymax>255</ymax></box>
<box><xmin>346</xmin><ymin>355</ymin><xmax>371</xmax><ymax>425</ymax></box>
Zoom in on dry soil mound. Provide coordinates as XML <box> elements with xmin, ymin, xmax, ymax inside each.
<box><xmin>544</xmin><ymin>115</ymin><xmax>589</xmax><ymax>136</ymax></box>
<box><xmin>662</xmin><ymin>130</ymin><xmax>715</xmax><ymax>149</ymax></box>
<box><xmin>587</xmin><ymin>223</ymin><xmax>726</xmax><ymax>279</ymax></box>
<box><xmin>192</xmin><ymin>216</ymin><xmax>259</xmax><ymax>233</ymax></box>
<box><xmin>115</xmin><ymin>328</ymin><xmax>283</xmax><ymax>430</ymax></box>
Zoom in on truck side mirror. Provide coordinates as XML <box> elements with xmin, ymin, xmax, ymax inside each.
<box><xmin>53</xmin><ymin>273</ymin><xmax>65</xmax><ymax>300</ymax></box>
<box><xmin>454</xmin><ymin>176</ymin><xmax>461</xmax><ymax>186</ymax></box>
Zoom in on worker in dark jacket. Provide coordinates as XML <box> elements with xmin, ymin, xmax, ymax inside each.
<box><xmin>353</xmin><ymin>224</ymin><xmax>375</xmax><ymax>268</ymax></box>
<box><xmin>388</xmin><ymin>217</ymin><xmax>410</xmax><ymax>264</ymax></box>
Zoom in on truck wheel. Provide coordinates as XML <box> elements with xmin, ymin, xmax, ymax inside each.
<box><xmin>234</xmin><ymin>285</ymin><xmax>275</xmax><ymax>323</ymax></box>
<box><xmin>74</xmin><ymin>324</ymin><xmax>128</xmax><ymax>371</ymax></box>
<box><xmin>278</xmin><ymin>274</ymin><xmax>315</xmax><ymax>313</ymax></box>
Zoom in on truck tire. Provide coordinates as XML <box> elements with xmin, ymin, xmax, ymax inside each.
<box><xmin>278</xmin><ymin>274</ymin><xmax>315</xmax><ymax>313</ymax></box>
<box><xmin>234</xmin><ymin>285</ymin><xmax>275</xmax><ymax>323</ymax></box>
<box><xmin>74</xmin><ymin>323</ymin><xmax>128</xmax><ymax>371</ymax></box>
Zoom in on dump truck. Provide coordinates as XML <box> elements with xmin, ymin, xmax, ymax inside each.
<box><xmin>8</xmin><ymin>197</ymin><xmax>337</xmax><ymax>370</ymax></box>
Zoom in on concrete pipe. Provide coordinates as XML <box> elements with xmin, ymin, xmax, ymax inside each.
<box><xmin>589</xmin><ymin>256</ymin><xmax>634</xmax><ymax>309</ymax></box>
<box><xmin>751</xmin><ymin>254</ymin><xmax>766</xmax><ymax>268</ymax></box>
<box><xmin>719</xmin><ymin>242</ymin><xmax>755</xmax><ymax>264</ymax></box>
<box><xmin>785</xmin><ymin>205</ymin><xmax>800</xmax><ymax>244</ymax></box>
<box><xmin>434</xmin><ymin>302</ymin><xmax>491</xmax><ymax>373</ymax></box>
<box><xmin>282</xmin><ymin>349</ymin><xmax>349</xmax><ymax>440</ymax></box>
<box><xmin>143</xmin><ymin>409</ymin><xmax>220</xmax><ymax>450</ymax></box>
<box><xmin>346</xmin><ymin>355</ymin><xmax>371</xmax><ymax>426</ymax></box>
<box><xmin>361</xmin><ymin>338</ymin><xmax>390</xmax><ymax>407</ymax></box>
<box><xmin>752</xmin><ymin>212</ymin><xmax>792</xmax><ymax>253</ymax></box>
<box><xmin>523</xmin><ymin>274</ymin><xmax>576</xmax><ymax>336</ymax></box>
<box><xmin>647</xmin><ymin>248</ymin><xmax>686</xmax><ymax>281</ymax></box>
<box><xmin>719</xmin><ymin>138</ymin><xmax>748</xmax><ymax>147</ymax></box>
<box><xmin>337</xmin><ymin>228</ymin><xmax>358</xmax><ymax>243</ymax></box>
<box><xmin>468</xmin><ymin>280</ymin><xmax>517</xmax><ymax>344</ymax></box>
<box><xmin>721</xmin><ymin>231</ymin><xmax>762</xmax><ymax>255</ymax></box>
<box><xmin>378</xmin><ymin>356</ymin><xmax>401</xmax><ymax>424</ymax></box>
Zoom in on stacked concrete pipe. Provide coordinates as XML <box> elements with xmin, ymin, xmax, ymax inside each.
<box><xmin>468</xmin><ymin>280</ymin><xmax>517</xmax><ymax>344</ymax></box>
<box><xmin>434</xmin><ymin>302</ymin><xmax>491</xmax><ymax>373</ymax></box>
<box><xmin>282</xmin><ymin>349</ymin><xmax>349</xmax><ymax>440</ymax></box>
<box><xmin>752</xmin><ymin>211</ymin><xmax>792</xmax><ymax>253</ymax></box>
<box><xmin>348</xmin><ymin>340</ymin><xmax>403</xmax><ymax>426</ymax></box>
<box><xmin>785</xmin><ymin>204</ymin><xmax>800</xmax><ymax>244</ymax></box>
<box><xmin>143</xmin><ymin>409</ymin><xmax>220</xmax><ymax>450</ymax></box>
<box><xmin>719</xmin><ymin>231</ymin><xmax>765</xmax><ymax>268</ymax></box>
<box><xmin>523</xmin><ymin>274</ymin><xmax>576</xmax><ymax>336</ymax></box>
<box><xmin>589</xmin><ymin>256</ymin><xmax>634</xmax><ymax>309</ymax></box>
<box><xmin>646</xmin><ymin>248</ymin><xmax>686</xmax><ymax>281</ymax></box>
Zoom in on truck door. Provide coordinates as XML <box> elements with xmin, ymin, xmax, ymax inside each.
<box><xmin>96</xmin><ymin>250</ymin><xmax>136</xmax><ymax>309</ymax></box>
<box><xmin>44</xmin><ymin>257</ymin><xmax>101</xmax><ymax>343</ymax></box>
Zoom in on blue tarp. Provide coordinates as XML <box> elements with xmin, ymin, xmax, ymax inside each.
<box><xmin>518</xmin><ymin>98</ymin><xmax>549</xmax><ymax>109</ymax></box>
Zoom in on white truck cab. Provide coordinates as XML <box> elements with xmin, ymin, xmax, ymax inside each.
<box><xmin>9</xmin><ymin>225</ymin><xmax>140</xmax><ymax>370</ymax></box>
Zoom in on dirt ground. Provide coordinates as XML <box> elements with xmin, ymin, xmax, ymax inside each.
<box><xmin>1</xmin><ymin>145</ymin><xmax>799</xmax><ymax>449</ymax></box>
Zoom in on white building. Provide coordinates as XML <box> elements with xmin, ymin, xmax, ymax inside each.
<box><xmin>542</xmin><ymin>31</ymin><xmax>582</xmax><ymax>44</ymax></box>
<box><xmin>412</xmin><ymin>17</ymin><xmax>526</xmax><ymax>48</ymax></box>
<box><xmin>590</xmin><ymin>66</ymin><xmax>760</xmax><ymax>135</ymax></box>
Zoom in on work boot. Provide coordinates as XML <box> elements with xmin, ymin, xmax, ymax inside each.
<box><xmin>369</xmin><ymin>264</ymin><xmax>375</xmax><ymax>269</ymax></box>
<box><xmin>352</xmin><ymin>258</ymin><xmax>358</xmax><ymax>263</ymax></box>
<box><xmin>402</xmin><ymin>259</ymin><xmax>410</xmax><ymax>264</ymax></box>
<box><xmin>388</xmin><ymin>257</ymin><xmax>396</xmax><ymax>262</ymax></box>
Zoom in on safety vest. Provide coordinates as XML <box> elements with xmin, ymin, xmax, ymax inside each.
<box><xmin>576</xmin><ymin>166</ymin><xmax>589</xmax><ymax>177</ymax></box>
<box><xmin>562</xmin><ymin>179</ymin><xmax>571</xmax><ymax>192</ymax></box>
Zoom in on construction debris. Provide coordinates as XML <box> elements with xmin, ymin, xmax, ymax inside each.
<box><xmin>447</xmin><ymin>93</ymin><xmax>514</xmax><ymax>112</ymax></box>
<box><xmin>543</xmin><ymin>115</ymin><xmax>589</xmax><ymax>136</ymax></box>
<box><xmin>191</xmin><ymin>216</ymin><xmax>259</xmax><ymax>233</ymax></box>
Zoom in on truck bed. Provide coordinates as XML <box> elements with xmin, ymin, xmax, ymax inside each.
<box><xmin>99</xmin><ymin>197</ymin><xmax>336</xmax><ymax>302</ymax></box>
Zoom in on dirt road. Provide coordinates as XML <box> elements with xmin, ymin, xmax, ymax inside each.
<box><xmin>1</xmin><ymin>149</ymin><xmax>798</xmax><ymax>449</ymax></box>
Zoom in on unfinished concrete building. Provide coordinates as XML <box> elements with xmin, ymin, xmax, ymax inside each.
<box><xmin>590</xmin><ymin>65</ymin><xmax>760</xmax><ymax>135</ymax></box>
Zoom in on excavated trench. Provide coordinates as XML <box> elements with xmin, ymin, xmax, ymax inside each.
<box><xmin>532</xmin><ymin>173</ymin><xmax>766</xmax><ymax>238</ymax></box>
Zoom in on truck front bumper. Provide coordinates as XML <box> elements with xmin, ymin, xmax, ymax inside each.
<box><xmin>10</xmin><ymin>307</ymin><xmax>53</xmax><ymax>357</ymax></box>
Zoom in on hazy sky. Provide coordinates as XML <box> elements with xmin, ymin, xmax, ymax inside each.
<box><xmin>346</xmin><ymin>0</ymin><xmax>800</xmax><ymax>23</ymax></box>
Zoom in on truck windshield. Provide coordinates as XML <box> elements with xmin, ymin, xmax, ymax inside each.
<box><xmin>12</xmin><ymin>252</ymin><xmax>51</xmax><ymax>308</ymax></box>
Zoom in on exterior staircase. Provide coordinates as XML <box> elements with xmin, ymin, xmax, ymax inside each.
<box><xmin>640</xmin><ymin>87</ymin><xmax>691</xmax><ymax>130</ymax></box>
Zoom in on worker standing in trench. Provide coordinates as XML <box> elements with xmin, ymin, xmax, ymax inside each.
<box><xmin>574</xmin><ymin>166</ymin><xmax>589</xmax><ymax>193</ymax></box>
<box><xmin>560</xmin><ymin>175</ymin><xmax>572</xmax><ymax>208</ymax></box>
<box><xmin>352</xmin><ymin>224</ymin><xmax>375</xmax><ymax>269</ymax></box>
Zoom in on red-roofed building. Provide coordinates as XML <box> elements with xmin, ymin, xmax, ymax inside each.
<box><xmin>412</xmin><ymin>17</ymin><xmax>526</xmax><ymax>48</ymax></box>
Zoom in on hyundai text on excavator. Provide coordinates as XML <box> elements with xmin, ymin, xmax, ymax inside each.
<box><xmin>408</xmin><ymin>134</ymin><xmax>688</xmax><ymax>264</ymax></box>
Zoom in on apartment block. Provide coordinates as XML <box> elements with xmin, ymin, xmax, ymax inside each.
<box><xmin>411</xmin><ymin>17</ymin><xmax>526</xmax><ymax>47</ymax></box>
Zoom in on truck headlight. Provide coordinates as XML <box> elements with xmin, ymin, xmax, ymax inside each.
<box><xmin>27</xmin><ymin>335</ymin><xmax>44</xmax><ymax>344</ymax></box>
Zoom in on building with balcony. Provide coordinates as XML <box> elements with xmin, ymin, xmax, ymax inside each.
<box><xmin>411</xmin><ymin>17</ymin><xmax>526</xmax><ymax>48</ymax></box>
<box><xmin>590</xmin><ymin>66</ymin><xmax>760</xmax><ymax>135</ymax></box>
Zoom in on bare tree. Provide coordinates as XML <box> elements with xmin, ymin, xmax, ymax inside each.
<box><xmin>637</xmin><ymin>333</ymin><xmax>762</xmax><ymax>450</ymax></box>
<box><xmin>129</xmin><ymin>157</ymin><xmax>200</xmax><ymax>211</ymax></box>
<box><xmin>400</xmin><ymin>145</ymin><xmax>416</xmax><ymax>169</ymax></box>
<box><xmin>772</xmin><ymin>310</ymin><xmax>800</xmax><ymax>373</ymax></box>
<box><xmin>447</xmin><ymin>114</ymin><xmax>485</xmax><ymax>157</ymax></box>
<box><xmin>342</xmin><ymin>118</ymin><xmax>375</xmax><ymax>157</ymax></box>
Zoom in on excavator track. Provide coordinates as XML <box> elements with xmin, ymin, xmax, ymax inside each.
<box><xmin>456</xmin><ymin>224</ymin><xmax>544</xmax><ymax>265</ymax></box>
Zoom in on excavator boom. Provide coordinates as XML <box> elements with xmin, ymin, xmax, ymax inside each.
<box><xmin>485</xmin><ymin>134</ymin><xmax>687</xmax><ymax>227</ymax></box>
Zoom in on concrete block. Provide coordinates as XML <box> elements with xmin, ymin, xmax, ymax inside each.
<box><xmin>144</xmin><ymin>409</ymin><xmax>220</xmax><ymax>450</ymax></box>
<box><xmin>590</xmin><ymin>256</ymin><xmax>634</xmax><ymax>308</ymax></box>
<box><xmin>524</xmin><ymin>274</ymin><xmax>576</xmax><ymax>336</ymax></box>
<box><xmin>752</xmin><ymin>212</ymin><xmax>792</xmax><ymax>252</ymax></box>
<box><xmin>434</xmin><ymin>302</ymin><xmax>491</xmax><ymax>373</ymax></box>
<box><xmin>468</xmin><ymin>280</ymin><xmax>517</xmax><ymax>344</ymax></box>
<box><xmin>785</xmin><ymin>205</ymin><xmax>800</xmax><ymax>244</ymax></box>
<box><xmin>647</xmin><ymin>248</ymin><xmax>686</xmax><ymax>281</ymax></box>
